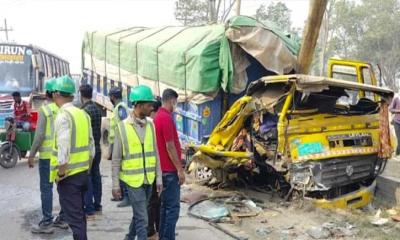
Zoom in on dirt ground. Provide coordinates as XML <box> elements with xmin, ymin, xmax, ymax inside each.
<box><xmin>182</xmin><ymin>181</ymin><xmax>400</xmax><ymax>240</ymax></box>
<box><xmin>2</xmin><ymin>156</ymin><xmax>400</xmax><ymax>240</ymax></box>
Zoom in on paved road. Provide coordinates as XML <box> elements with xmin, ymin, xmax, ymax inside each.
<box><xmin>0</xmin><ymin>159</ymin><xmax>232</xmax><ymax>240</ymax></box>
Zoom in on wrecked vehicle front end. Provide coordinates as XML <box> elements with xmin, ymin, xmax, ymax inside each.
<box><xmin>190</xmin><ymin>74</ymin><xmax>394</xmax><ymax>208</ymax></box>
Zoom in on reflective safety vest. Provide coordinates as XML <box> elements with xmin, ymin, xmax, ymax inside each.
<box><xmin>39</xmin><ymin>102</ymin><xmax>59</xmax><ymax>159</ymax></box>
<box><xmin>117</xmin><ymin>121</ymin><xmax>157</xmax><ymax>188</ymax></box>
<box><xmin>108</xmin><ymin>101</ymin><xmax>129</xmax><ymax>144</ymax></box>
<box><xmin>49</xmin><ymin>106</ymin><xmax>91</xmax><ymax>182</ymax></box>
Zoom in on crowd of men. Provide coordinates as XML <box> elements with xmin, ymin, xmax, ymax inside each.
<box><xmin>26</xmin><ymin>75</ymin><xmax>184</xmax><ymax>240</ymax></box>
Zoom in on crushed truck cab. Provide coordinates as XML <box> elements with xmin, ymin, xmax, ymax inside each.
<box><xmin>191</xmin><ymin>74</ymin><xmax>393</xmax><ymax>209</ymax></box>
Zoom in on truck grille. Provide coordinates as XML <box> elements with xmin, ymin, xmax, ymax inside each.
<box><xmin>314</xmin><ymin>155</ymin><xmax>376</xmax><ymax>189</ymax></box>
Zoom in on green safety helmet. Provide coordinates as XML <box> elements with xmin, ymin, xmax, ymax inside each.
<box><xmin>129</xmin><ymin>85</ymin><xmax>155</xmax><ymax>103</ymax></box>
<box><xmin>44</xmin><ymin>78</ymin><xmax>55</xmax><ymax>92</ymax></box>
<box><xmin>53</xmin><ymin>75</ymin><xmax>76</xmax><ymax>94</ymax></box>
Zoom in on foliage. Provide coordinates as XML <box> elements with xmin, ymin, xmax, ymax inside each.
<box><xmin>254</xmin><ymin>1</ymin><xmax>292</xmax><ymax>33</ymax></box>
<box><xmin>174</xmin><ymin>0</ymin><xmax>236</xmax><ymax>26</ymax></box>
<box><xmin>315</xmin><ymin>0</ymin><xmax>400</xmax><ymax>91</ymax></box>
<box><xmin>174</xmin><ymin>0</ymin><xmax>209</xmax><ymax>26</ymax></box>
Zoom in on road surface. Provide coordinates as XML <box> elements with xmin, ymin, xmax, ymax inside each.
<box><xmin>0</xmin><ymin>159</ymin><xmax>232</xmax><ymax>240</ymax></box>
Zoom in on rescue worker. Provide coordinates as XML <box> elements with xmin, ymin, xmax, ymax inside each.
<box><xmin>28</xmin><ymin>78</ymin><xmax>68</xmax><ymax>234</ymax></box>
<box><xmin>50</xmin><ymin>75</ymin><xmax>95</xmax><ymax>240</ymax></box>
<box><xmin>111</xmin><ymin>85</ymin><xmax>162</xmax><ymax>240</ymax></box>
<box><xmin>108</xmin><ymin>86</ymin><xmax>130</xmax><ymax>207</ymax></box>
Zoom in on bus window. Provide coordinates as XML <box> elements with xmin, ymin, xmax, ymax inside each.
<box><xmin>54</xmin><ymin>58</ymin><xmax>58</xmax><ymax>76</ymax></box>
<box><xmin>46</xmin><ymin>55</ymin><xmax>52</xmax><ymax>77</ymax></box>
<box><xmin>127</xmin><ymin>86</ymin><xmax>132</xmax><ymax>107</ymax></box>
<box><xmin>51</xmin><ymin>57</ymin><xmax>57</xmax><ymax>77</ymax></box>
<box><xmin>96</xmin><ymin>74</ymin><xmax>101</xmax><ymax>93</ymax></box>
<box><xmin>61</xmin><ymin>62</ymin><xmax>66</xmax><ymax>75</ymax></box>
<box><xmin>40</xmin><ymin>53</ymin><xmax>48</xmax><ymax>77</ymax></box>
<box><xmin>54</xmin><ymin>58</ymin><xmax>60</xmax><ymax>77</ymax></box>
<box><xmin>90</xmin><ymin>71</ymin><xmax>94</xmax><ymax>86</ymax></box>
<box><xmin>121</xmin><ymin>83</ymin><xmax>128</xmax><ymax>105</ymax></box>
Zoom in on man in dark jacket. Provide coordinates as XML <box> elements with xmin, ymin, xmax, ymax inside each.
<box><xmin>80</xmin><ymin>84</ymin><xmax>103</xmax><ymax>219</ymax></box>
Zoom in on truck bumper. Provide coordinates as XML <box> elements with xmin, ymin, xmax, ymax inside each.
<box><xmin>313</xmin><ymin>180</ymin><xmax>376</xmax><ymax>209</ymax></box>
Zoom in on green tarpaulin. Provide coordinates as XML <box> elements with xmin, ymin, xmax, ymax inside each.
<box><xmin>82</xmin><ymin>16</ymin><xmax>300</xmax><ymax>94</ymax></box>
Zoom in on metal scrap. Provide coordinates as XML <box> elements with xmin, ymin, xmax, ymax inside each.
<box><xmin>306</xmin><ymin>221</ymin><xmax>359</xmax><ymax>239</ymax></box>
<box><xmin>188</xmin><ymin>194</ymin><xmax>263</xmax><ymax>223</ymax></box>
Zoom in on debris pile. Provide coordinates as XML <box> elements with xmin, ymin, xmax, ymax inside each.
<box><xmin>306</xmin><ymin>222</ymin><xmax>359</xmax><ymax>239</ymax></box>
<box><xmin>188</xmin><ymin>194</ymin><xmax>263</xmax><ymax>223</ymax></box>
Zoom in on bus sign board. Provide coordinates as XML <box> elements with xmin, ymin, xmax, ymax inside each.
<box><xmin>0</xmin><ymin>45</ymin><xmax>32</xmax><ymax>64</ymax></box>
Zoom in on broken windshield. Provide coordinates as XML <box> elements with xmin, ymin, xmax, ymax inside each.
<box><xmin>293</xmin><ymin>87</ymin><xmax>378</xmax><ymax>115</ymax></box>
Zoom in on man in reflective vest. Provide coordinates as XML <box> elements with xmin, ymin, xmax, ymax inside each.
<box><xmin>108</xmin><ymin>86</ymin><xmax>129</xmax><ymax>146</ymax></box>
<box><xmin>28</xmin><ymin>78</ymin><xmax>68</xmax><ymax>234</ymax></box>
<box><xmin>50</xmin><ymin>75</ymin><xmax>95</xmax><ymax>240</ymax></box>
<box><xmin>112</xmin><ymin>85</ymin><xmax>162</xmax><ymax>240</ymax></box>
<box><xmin>108</xmin><ymin>86</ymin><xmax>131</xmax><ymax>207</ymax></box>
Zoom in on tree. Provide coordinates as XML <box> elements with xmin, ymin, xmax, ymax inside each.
<box><xmin>314</xmin><ymin>0</ymin><xmax>400</xmax><ymax>90</ymax></box>
<box><xmin>356</xmin><ymin>0</ymin><xmax>400</xmax><ymax>91</ymax></box>
<box><xmin>174</xmin><ymin>0</ymin><xmax>236</xmax><ymax>26</ymax></box>
<box><xmin>175</xmin><ymin>0</ymin><xmax>209</xmax><ymax>26</ymax></box>
<box><xmin>254</xmin><ymin>1</ymin><xmax>292</xmax><ymax>33</ymax></box>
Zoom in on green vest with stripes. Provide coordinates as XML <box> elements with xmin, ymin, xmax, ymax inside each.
<box><xmin>108</xmin><ymin>101</ymin><xmax>129</xmax><ymax>144</ymax></box>
<box><xmin>117</xmin><ymin>121</ymin><xmax>156</xmax><ymax>188</ymax></box>
<box><xmin>49</xmin><ymin>105</ymin><xmax>91</xmax><ymax>182</ymax></box>
<box><xmin>39</xmin><ymin>102</ymin><xmax>59</xmax><ymax>159</ymax></box>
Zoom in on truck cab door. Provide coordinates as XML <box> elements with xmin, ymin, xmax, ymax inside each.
<box><xmin>327</xmin><ymin>58</ymin><xmax>379</xmax><ymax>101</ymax></box>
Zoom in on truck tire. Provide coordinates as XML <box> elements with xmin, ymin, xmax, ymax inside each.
<box><xmin>0</xmin><ymin>143</ymin><xmax>19</xmax><ymax>169</ymax></box>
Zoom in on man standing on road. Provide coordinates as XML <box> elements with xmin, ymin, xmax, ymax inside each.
<box><xmin>154</xmin><ymin>89</ymin><xmax>185</xmax><ymax>240</ymax></box>
<box><xmin>148</xmin><ymin>96</ymin><xmax>162</xmax><ymax>240</ymax></box>
<box><xmin>50</xmin><ymin>75</ymin><xmax>95</xmax><ymax>240</ymax></box>
<box><xmin>28</xmin><ymin>78</ymin><xmax>68</xmax><ymax>234</ymax></box>
<box><xmin>390</xmin><ymin>92</ymin><xmax>400</xmax><ymax>155</ymax></box>
<box><xmin>80</xmin><ymin>84</ymin><xmax>103</xmax><ymax>219</ymax></box>
<box><xmin>112</xmin><ymin>85</ymin><xmax>162</xmax><ymax>240</ymax></box>
<box><xmin>108</xmin><ymin>86</ymin><xmax>131</xmax><ymax>207</ymax></box>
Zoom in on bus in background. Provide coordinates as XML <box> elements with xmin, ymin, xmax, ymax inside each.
<box><xmin>0</xmin><ymin>43</ymin><xmax>70</xmax><ymax>127</ymax></box>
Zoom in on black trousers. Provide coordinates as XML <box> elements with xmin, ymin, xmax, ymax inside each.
<box><xmin>57</xmin><ymin>171</ymin><xmax>88</xmax><ymax>240</ymax></box>
<box><xmin>147</xmin><ymin>182</ymin><xmax>160</xmax><ymax>236</ymax></box>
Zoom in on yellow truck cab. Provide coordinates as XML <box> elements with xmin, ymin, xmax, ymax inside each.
<box><xmin>190</xmin><ymin>74</ymin><xmax>393</xmax><ymax>209</ymax></box>
<box><xmin>328</xmin><ymin>58</ymin><xmax>380</xmax><ymax>101</ymax></box>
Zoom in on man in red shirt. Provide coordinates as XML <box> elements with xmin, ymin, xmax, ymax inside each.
<box><xmin>12</xmin><ymin>91</ymin><xmax>30</xmax><ymax>130</ymax></box>
<box><xmin>153</xmin><ymin>89</ymin><xmax>185</xmax><ymax>240</ymax></box>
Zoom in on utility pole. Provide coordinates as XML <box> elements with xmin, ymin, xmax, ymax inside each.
<box><xmin>235</xmin><ymin>0</ymin><xmax>241</xmax><ymax>16</ymax></box>
<box><xmin>297</xmin><ymin>0</ymin><xmax>328</xmax><ymax>74</ymax></box>
<box><xmin>0</xmin><ymin>19</ymin><xmax>13</xmax><ymax>42</ymax></box>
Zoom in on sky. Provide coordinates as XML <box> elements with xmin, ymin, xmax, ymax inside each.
<box><xmin>0</xmin><ymin>0</ymin><xmax>309</xmax><ymax>73</ymax></box>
